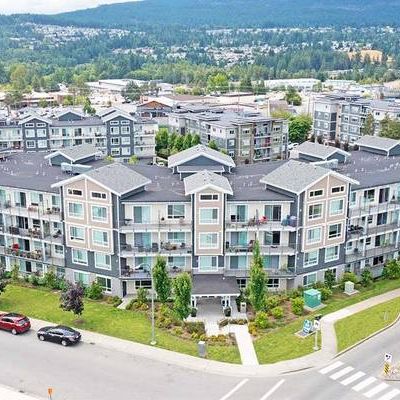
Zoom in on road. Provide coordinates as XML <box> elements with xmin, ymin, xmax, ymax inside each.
<box><xmin>2</xmin><ymin>321</ymin><xmax>400</xmax><ymax>400</ymax></box>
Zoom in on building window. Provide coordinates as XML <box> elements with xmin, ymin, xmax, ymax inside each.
<box><xmin>325</xmin><ymin>246</ymin><xmax>340</xmax><ymax>262</ymax></box>
<box><xmin>26</xmin><ymin>140</ymin><xmax>35</xmax><ymax>148</ymax></box>
<box><xmin>167</xmin><ymin>232</ymin><xmax>185</xmax><ymax>244</ymax></box>
<box><xmin>121</xmin><ymin>137</ymin><xmax>131</xmax><ymax>145</ymax></box>
<box><xmin>309</xmin><ymin>189</ymin><xmax>323</xmax><ymax>198</ymax></box>
<box><xmin>363</xmin><ymin>189</ymin><xmax>375</xmax><ymax>203</ymax></box>
<box><xmin>72</xmin><ymin>249</ymin><xmax>88</xmax><ymax>265</ymax></box>
<box><xmin>69</xmin><ymin>226</ymin><xmax>85</xmax><ymax>241</ymax></box>
<box><xmin>267</xmin><ymin>278</ymin><xmax>279</xmax><ymax>288</ymax></box>
<box><xmin>328</xmin><ymin>223</ymin><xmax>342</xmax><ymax>239</ymax></box>
<box><xmin>121</xmin><ymin>126</ymin><xmax>130</xmax><ymax>134</ymax></box>
<box><xmin>198</xmin><ymin>256</ymin><xmax>218</xmax><ymax>271</ymax></box>
<box><xmin>73</xmin><ymin>271</ymin><xmax>89</xmax><ymax>286</ymax></box>
<box><xmin>68</xmin><ymin>202</ymin><xmax>84</xmax><ymax>219</ymax></box>
<box><xmin>25</xmin><ymin>129</ymin><xmax>35</xmax><ymax>138</ymax></box>
<box><xmin>199</xmin><ymin>208</ymin><xmax>218</xmax><ymax>224</ymax></box>
<box><xmin>199</xmin><ymin>233</ymin><xmax>218</xmax><ymax>249</ymax></box>
<box><xmin>91</xmin><ymin>191</ymin><xmax>107</xmax><ymax>200</ymax></box>
<box><xmin>167</xmin><ymin>204</ymin><xmax>184</xmax><ymax>219</ymax></box>
<box><xmin>264</xmin><ymin>231</ymin><xmax>280</xmax><ymax>245</ymax></box>
<box><xmin>264</xmin><ymin>205</ymin><xmax>281</xmax><ymax>221</ymax></box>
<box><xmin>303</xmin><ymin>272</ymin><xmax>317</xmax><ymax>287</ymax></box>
<box><xmin>54</xmin><ymin>245</ymin><xmax>64</xmax><ymax>256</ymax></box>
<box><xmin>95</xmin><ymin>253</ymin><xmax>111</xmax><ymax>270</ymax></box>
<box><xmin>111</xmin><ymin>137</ymin><xmax>120</xmax><ymax>145</ymax></box>
<box><xmin>350</xmin><ymin>192</ymin><xmax>357</xmax><ymax>206</ymax></box>
<box><xmin>133</xmin><ymin>206</ymin><xmax>151</xmax><ymax>223</ymax></box>
<box><xmin>307</xmin><ymin>227</ymin><xmax>322</xmax><ymax>244</ymax></box>
<box><xmin>304</xmin><ymin>250</ymin><xmax>319</xmax><ymax>267</ymax></box>
<box><xmin>37</xmin><ymin>140</ymin><xmax>47</xmax><ymax>148</ymax></box>
<box><xmin>167</xmin><ymin>256</ymin><xmax>185</xmax><ymax>268</ymax></box>
<box><xmin>332</xmin><ymin>186</ymin><xmax>345</xmax><ymax>194</ymax></box>
<box><xmin>92</xmin><ymin>206</ymin><xmax>107</xmax><ymax>222</ymax></box>
<box><xmin>329</xmin><ymin>199</ymin><xmax>344</xmax><ymax>216</ymax></box>
<box><xmin>111</xmin><ymin>148</ymin><xmax>120</xmax><ymax>156</ymax></box>
<box><xmin>110</xmin><ymin>127</ymin><xmax>120</xmax><ymax>135</ymax></box>
<box><xmin>308</xmin><ymin>204</ymin><xmax>323</xmax><ymax>220</ymax></box>
<box><xmin>97</xmin><ymin>276</ymin><xmax>112</xmax><ymax>293</ymax></box>
<box><xmin>92</xmin><ymin>230</ymin><xmax>109</xmax><ymax>247</ymax></box>
<box><xmin>229</xmin><ymin>255</ymin><xmax>247</xmax><ymax>270</ymax></box>
<box><xmin>67</xmin><ymin>189</ymin><xmax>82</xmax><ymax>197</ymax></box>
<box><xmin>263</xmin><ymin>255</ymin><xmax>280</xmax><ymax>269</ymax></box>
<box><xmin>200</xmin><ymin>194</ymin><xmax>219</xmax><ymax>201</ymax></box>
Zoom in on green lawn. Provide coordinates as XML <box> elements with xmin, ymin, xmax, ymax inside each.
<box><xmin>0</xmin><ymin>285</ymin><xmax>241</xmax><ymax>364</ymax></box>
<box><xmin>335</xmin><ymin>297</ymin><xmax>400</xmax><ymax>352</ymax></box>
<box><xmin>254</xmin><ymin>279</ymin><xmax>400</xmax><ymax>364</ymax></box>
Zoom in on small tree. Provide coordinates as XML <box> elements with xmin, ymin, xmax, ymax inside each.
<box><xmin>173</xmin><ymin>273</ymin><xmax>192</xmax><ymax>320</ymax></box>
<box><xmin>192</xmin><ymin>134</ymin><xmax>201</xmax><ymax>145</ymax></box>
<box><xmin>360</xmin><ymin>269</ymin><xmax>373</xmax><ymax>287</ymax></box>
<box><xmin>60</xmin><ymin>283</ymin><xmax>85</xmax><ymax>317</ymax></box>
<box><xmin>324</xmin><ymin>269</ymin><xmax>336</xmax><ymax>289</ymax></box>
<box><xmin>128</xmin><ymin>155</ymin><xmax>138</xmax><ymax>165</ymax></box>
<box><xmin>208</xmin><ymin>140</ymin><xmax>219</xmax><ymax>151</ymax></box>
<box><xmin>383</xmin><ymin>259</ymin><xmax>400</xmax><ymax>280</ymax></box>
<box><xmin>248</xmin><ymin>240</ymin><xmax>267</xmax><ymax>312</ymax></box>
<box><xmin>153</xmin><ymin>256</ymin><xmax>172</xmax><ymax>303</ymax></box>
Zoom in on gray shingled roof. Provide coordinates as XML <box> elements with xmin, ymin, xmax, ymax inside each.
<box><xmin>356</xmin><ymin>136</ymin><xmax>400</xmax><ymax>153</ymax></box>
<box><xmin>168</xmin><ymin>145</ymin><xmax>235</xmax><ymax>168</ymax></box>
<box><xmin>296</xmin><ymin>141</ymin><xmax>350</xmax><ymax>160</ymax></box>
<box><xmin>184</xmin><ymin>170</ymin><xmax>233</xmax><ymax>195</ymax></box>
<box><xmin>46</xmin><ymin>144</ymin><xmax>102</xmax><ymax>163</ymax></box>
<box><xmin>192</xmin><ymin>274</ymin><xmax>240</xmax><ymax>296</ymax></box>
<box><xmin>84</xmin><ymin>163</ymin><xmax>151</xmax><ymax>195</ymax></box>
<box><xmin>260</xmin><ymin>160</ymin><xmax>332</xmax><ymax>194</ymax></box>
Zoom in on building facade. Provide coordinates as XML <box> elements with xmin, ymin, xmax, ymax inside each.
<box><xmin>0</xmin><ymin>139</ymin><xmax>399</xmax><ymax>302</ymax></box>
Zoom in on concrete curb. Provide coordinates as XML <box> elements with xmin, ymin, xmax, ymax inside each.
<box><xmin>335</xmin><ymin>312</ymin><xmax>400</xmax><ymax>358</ymax></box>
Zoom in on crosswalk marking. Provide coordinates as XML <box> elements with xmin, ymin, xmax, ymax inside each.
<box><xmin>376</xmin><ymin>389</ymin><xmax>400</xmax><ymax>400</ymax></box>
<box><xmin>352</xmin><ymin>377</ymin><xmax>377</xmax><ymax>392</ymax></box>
<box><xmin>364</xmin><ymin>383</ymin><xmax>390</xmax><ymax>398</ymax></box>
<box><xmin>330</xmin><ymin>366</ymin><xmax>354</xmax><ymax>380</ymax></box>
<box><xmin>319</xmin><ymin>361</ymin><xmax>344</xmax><ymax>375</ymax></box>
<box><xmin>340</xmin><ymin>371</ymin><xmax>366</xmax><ymax>386</ymax></box>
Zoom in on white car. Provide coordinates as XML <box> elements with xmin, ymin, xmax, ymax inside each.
<box><xmin>288</xmin><ymin>142</ymin><xmax>299</xmax><ymax>151</ymax></box>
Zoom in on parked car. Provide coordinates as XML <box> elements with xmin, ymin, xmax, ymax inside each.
<box><xmin>288</xmin><ymin>142</ymin><xmax>299</xmax><ymax>151</ymax></box>
<box><xmin>37</xmin><ymin>325</ymin><xmax>81</xmax><ymax>346</ymax></box>
<box><xmin>0</xmin><ymin>313</ymin><xmax>31</xmax><ymax>335</ymax></box>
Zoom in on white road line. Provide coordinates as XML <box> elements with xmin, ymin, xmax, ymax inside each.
<box><xmin>218</xmin><ymin>379</ymin><xmax>249</xmax><ymax>400</ymax></box>
<box><xmin>330</xmin><ymin>366</ymin><xmax>354</xmax><ymax>380</ymax></box>
<box><xmin>259</xmin><ymin>379</ymin><xmax>285</xmax><ymax>400</ymax></box>
<box><xmin>376</xmin><ymin>388</ymin><xmax>400</xmax><ymax>400</ymax></box>
<box><xmin>364</xmin><ymin>383</ymin><xmax>390</xmax><ymax>398</ymax></box>
<box><xmin>352</xmin><ymin>377</ymin><xmax>377</xmax><ymax>392</ymax></box>
<box><xmin>319</xmin><ymin>361</ymin><xmax>344</xmax><ymax>375</ymax></box>
<box><xmin>340</xmin><ymin>371</ymin><xmax>366</xmax><ymax>386</ymax></box>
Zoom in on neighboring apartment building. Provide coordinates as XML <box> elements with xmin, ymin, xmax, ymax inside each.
<box><xmin>312</xmin><ymin>94</ymin><xmax>400</xmax><ymax>144</ymax></box>
<box><xmin>0</xmin><ymin>140</ymin><xmax>399</xmax><ymax>304</ymax></box>
<box><xmin>0</xmin><ymin>108</ymin><xmax>157</xmax><ymax>162</ymax></box>
<box><xmin>168</xmin><ymin>108</ymin><xmax>288</xmax><ymax>164</ymax></box>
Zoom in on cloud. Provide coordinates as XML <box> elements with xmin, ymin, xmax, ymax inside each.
<box><xmin>0</xmin><ymin>0</ymin><xmax>137</xmax><ymax>15</ymax></box>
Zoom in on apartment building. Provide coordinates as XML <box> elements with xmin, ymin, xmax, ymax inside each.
<box><xmin>0</xmin><ymin>139</ymin><xmax>399</xmax><ymax>304</ymax></box>
<box><xmin>312</xmin><ymin>95</ymin><xmax>400</xmax><ymax>144</ymax></box>
<box><xmin>168</xmin><ymin>108</ymin><xmax>288</xmax><ymax>164</ymax></box>
<box><xmin>0</xmin><ymin>108</ymin><xmax>157</xmax><ymax>162</ymax></box>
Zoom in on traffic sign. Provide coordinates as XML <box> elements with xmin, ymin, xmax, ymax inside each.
<box><xmin>385</xmin><ymin>353</ymin><xmax>393</xmax><ymax>364</ymax></box>
<box><xmin>303</xmin><ymin>319</ymin><xmax>312</xmax><ymax>334</ymax></box>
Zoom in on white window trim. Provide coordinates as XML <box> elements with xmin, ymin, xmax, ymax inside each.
<box><xmin>69</xmin><ymin>226</ymin><xmax>85</xmax><ymax>242</ymax></box>
<box><xmin>73</xmin><ymin>270</ymin><xmax>90</xmax><ymax>286</ymax></box>
<box><xmin>90</xmin><ymin>191</ymin><xmax>107</xmax><ymax>200</ymax></box>
<box><xmin>303</xmin><ymin>250</ymin><xmax>319</xmax><ymax>268</ymax></box>
<box><xmin>329</xmin><ymin>198</ymin><xmax>345</xmax><ymax>216</ymax></box>
<box><xmin>309</xmin><ymin>189</ymin><xmax>324</xmax><ymax>199</ymax></box>
<box><xmin>199</xmin><ymin>232</ymin><xmax>219</xmax><ymax>249</ymax></box>
<box><xmin>308</xmin><ymin>203</ymin><xmax>324</xmax><ymax>220</ymax></box>
<box><xmin>166</xmin><ymin>204</ymin><xmax>185</xmax><ymax>220</ymax></box>
<box><xmin>133</xmin><ymin>205</ymin><xmax>152</xmax><ymax>224</ymax></box>
<box><xmin>67</xmin><ymin>201</ymin><xmax>84</xmax><ymax>220</ymax></box>
<box><xmin>303</xmin><ymin>272</ymin><xmax>317</xmax><ymax>287</ymax></box>
<box><xmin>199</xmin><ymin>193</ymin><xmax>219</xmax><ymax>202</ymax></box>
<box><xmin>91</xmin><ymin>204</ymin><xmax>108</xmax><ymax>223</ymax></box>
<box><xmin>96</xmin><ymin>275</ymin><xmax>112</xmax><ymax>293</ymax></box>
<box><xmin>198</xmin><ymin>255</ymin><xmax>218</xmax><ymax>271</ymax></box>
<box><xmin>325</xmin><ymin>246</ymin><xmax>340</xmax><ymax>263</ymax></box>
<box><xmin>199</xmin><ymin>207</ymin><xmax>219</xmax><ymax>225</ymax></box>
<box><xmin>72</xmin><ymin>249</ymin><xmax>88</xmax><ymax>266</ymax></box>
<box><xmin>328</xmin><ymin>223</ymin><xmax>342</xmax><ymax>240</ymax></box>
<box><xmin>306</xmin><ymin>227</ymin><xmax>322</xmax><ymax>245</ymax></box>
<box><xmin>92</xmin><ymin>230</ymin><xmax>110</xmax><ymax>248</ymax></box>
<box><xmin>67</xmin><ymin>188</ymin><xmax>83</xmax><ymax>197</ymax></box>
<box><xmin>331</xmin><ymin>185</ymin><xmax>345</xmax><ymax>194</ymax></box>
<box><xmin>95</xmin><ymin>252</ymin><xmax>111</xmax><ymax>270</ymax></box>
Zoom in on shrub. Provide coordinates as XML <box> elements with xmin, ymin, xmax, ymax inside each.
<box><xmin>340</xmin><ymin>272</ymin><xmax>358</xmax><ymax>289</ymax></box>
<box><xmin>360</xmin><ymin>269</ymin><xmax>374</xmax><ymax>287</ymax></box>
<box><xmin>172</xmin><ymin>327</ymin><xmax>183</xmax><ymax>336</ymax></box>
<box><xmin>190</xmin><ymin>307</ymin><xmax>197</xmax><ymax>317</ymax></box>
<box><xmin>136</xmin><ymin>287</ymin><xmax>148</xmax><ymax>305</ymax></box>
<box><xmin>270</xmin><ymin>306</ymin><xmax>284</xmax><ymax>319</ymax></box>
<box><xmin>291</xmin><ymin>297</ymin><xmax>304</xmax><ymax>316</ymax></box>
<box><xmin>183</xmin><ymin>321</ymin><xmax>205</xmax><ymax>335</ymax></box>
<box><xmin>254</xmin><ymin>311</ymin><xmax>271</xmax><ymax>329</ymax></box>
<box><xmin>265</xmin><ymin>295</ymin><xmax>280</xmax><ymax>311</ymax></box>
<box><xmin>11</xmin><ymin>264</ymin><xmax>20</xmax><ymax>282</ymax></box>
<box><xmin>42</xmin><ymin>269</ymin><xmax>58</xmax><ymax>289</ymax></box>
<box><xmin>382</xmin><ymin>260</ymin><xmax>400</xmax><ymax>280</ymax></box>
<box><xmin>86</xmin><ymin>281</ymin><xmax>103</xmax><ymax>300</ymax></box>
<box><xmin>320</xmin><ymin>287</ymin><xmax>332</xmax><ymax>301</ymax></box>
<box><xmin>106</xmin><ymin>296</ymin><xmax>122</xmax><ymax>307</ymax></box>
<box><xmin>30</xmin><ymin>274</ymin><xmax>40</xmax><ymax>286</ymax></box>
<box><xmin>248</xmin><ymin>321</ymin><xmax>258</xmax><ymax>336</ymax></box>
<box><xmin>324</xmin><ymin>269</ymin><xmax>336</xmax><ymax>289</ymax></box>
<box><xmin>287</xmin><ymin>288</ymin><xmax>302</xmax><ymax>299</ymax></box>
<box><xmin>126</xmin><ymin>299</ymin><xmax>135</xmax><ymax>310</ymax></box>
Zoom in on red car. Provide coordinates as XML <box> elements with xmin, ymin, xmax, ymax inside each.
<box><xmin>0</xmin><ymin>313</ymin><xmax>31</xmax><ymax>335</ymax></box>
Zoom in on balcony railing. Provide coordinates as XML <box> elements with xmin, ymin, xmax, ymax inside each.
<box><xmin>120</xmin><ymin>219</ymin><xmax>191</xmax><ymax>232</ymax></box>
<box><xmin>120</xmin><ymin>265</ymin><xmax>187</xmax><ymax>279</ymax></box>
<box><xmin>345</xmin><ymin>243</ymin><xmax>400</xmax><ymax>263</ymax></box>
<box><xmin>225</xmin><ymin>216</ymin><xmax>297</xmax><ymax>230</ymax></box>
<box><xmin>120</xmin><ymin>242</ymin><xmax>192</xmax><ymax>256</ymax></box>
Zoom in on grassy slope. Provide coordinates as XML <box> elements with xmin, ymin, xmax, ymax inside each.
<box><xmin>0</xmin><ymin>285</ymin><xmax>240</xmax><ymax>364</ymax></box>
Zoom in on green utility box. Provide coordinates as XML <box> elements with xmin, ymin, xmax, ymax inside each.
<box><xmin>303</xmin><ymin>289</ymin><xmax>321</xmax><ymax>309</ymax></box>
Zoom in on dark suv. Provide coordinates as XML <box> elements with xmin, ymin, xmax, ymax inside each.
<box><xmin>37</xmin><ymin>325</ymin><xmax>81</xmax><ymax>346</ymax></box>
<box><xmin>0</xmin><ymin>313</ymin><xmax>31</xmax><ymax>335</ymax></box>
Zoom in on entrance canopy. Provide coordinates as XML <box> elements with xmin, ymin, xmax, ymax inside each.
<box><xmin>192</xmin><ymin>274</ymin><xmax>240</xmax><ymax>297</ymax></box>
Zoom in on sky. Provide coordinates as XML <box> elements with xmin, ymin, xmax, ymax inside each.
<box><xmin>0</xmin><ymin>0</ymin><xmax>138</xmax><ymax>15</ymax></box>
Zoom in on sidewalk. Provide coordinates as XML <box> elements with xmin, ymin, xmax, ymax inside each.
<box><xmin>0</xmin><ymin>384</ymin><xmax>44</xmax><ymax>400</ymax></box>
<box><xmin>21</xmin><ymin>287</ymin><xmax>400</xmax><ymax>378</ymax></box>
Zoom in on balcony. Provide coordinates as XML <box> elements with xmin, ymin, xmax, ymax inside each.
<box><xmin>3</xmin><ymin>246</ymin><xmax>44</xmax><ymax>261</ymax></box>
<box><xmin>120</xmin><ymin>219</ymin><xmax>191</xmax><ymax>232</ymax></box>
<box><xmin>120</xmin><ymin>242</ymin><xmax>192</xmax><ymax>257</ymax></box>
<box><xmin>345</xmin><ymin>243</ymin><xmax>400</xmax><ymax>263</ymax></box>
<box><xmin>224</xmin><ymin>267</ymin><xmax>296</xmax><ymax>278</ymax></box>
<box><xmin>225</xmin><ymin>216</ymin><xmax>297</xmax><ymax>231</ymax></box>
<box><xmin>120</xmin><ymin>265</ymin><xmax>187</xmax><ymax>279</ymax></box>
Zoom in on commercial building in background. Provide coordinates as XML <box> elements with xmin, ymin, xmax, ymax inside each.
<box><xmin>168</xmin><ymin>108</ymin><xmax>288</xmax><ymax>164</ymax></box>
<box><xmin>0</xmin><ymin>108</ymin><xmax>157</xmax><ymax>162</ymax></box>
<box><xmin>312</xmin><ymin>94</ymin><xmax>400</xmax><ymax>144</ymax></box>
<box><xmin>0</xmin><ymin>139</ymin><xmax>399</xmax><ymax>303</ymax></box>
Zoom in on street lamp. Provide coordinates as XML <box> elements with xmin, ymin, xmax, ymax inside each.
<box><xmin>141</xmin><ymin>263</ymin><xmax>156</xmax><ymax>346</ymax></box>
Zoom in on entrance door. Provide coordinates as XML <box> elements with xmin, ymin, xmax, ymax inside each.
<box><xmin>122</xmin><ymin>281</ymin><xmax>127</xmax><ymax>297</ymax></box>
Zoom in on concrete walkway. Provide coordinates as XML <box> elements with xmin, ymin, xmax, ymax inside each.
<box><xmin>13</xmin><ymin>287</ymin><xmax>400</xmax><ymax>378</ymax></box>
<box><xmin>229</xmin><ymin>325</ymin><xmax>259</xmax><ymax>366</ymax></box>
<box><xmin>0</xmin><ymin>384</ymin><xmax>43</xmax><ymax>400</ymax></box>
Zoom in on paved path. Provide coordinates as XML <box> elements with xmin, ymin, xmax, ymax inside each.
<box><xmin>229</xmin><ymin>325</ymin><xmax>259</xmax><ymax>366</ymax></box>
<box><xmin>0</xmin><ymin>384</ymin><xmax>43</xmax><ymax>400</ymax></box>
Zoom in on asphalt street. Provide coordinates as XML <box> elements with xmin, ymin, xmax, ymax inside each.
<box><xmin>2</xmin><ymin>321</ymin><xmax>400</xmax><ymax>400</ymax></box>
